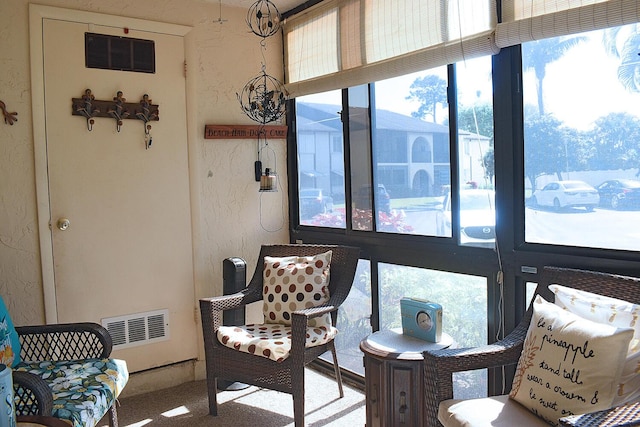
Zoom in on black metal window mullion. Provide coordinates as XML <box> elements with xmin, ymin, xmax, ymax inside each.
<box><xmin>369</xmin><ymin>257</ymin><xmax>381</xmax><ymax>333</ymax></box>
<box><xmin>447</xmin><ymin>63</ymin><xmax>461</xmax><ymax>246</ymax></box>
<box><xmin>286</xmin><ymin>99</ymin><xmax>302</xmax><ymax>231</ymax></box>
<box><xmin>341</xmin><ymin>88</ymin><xmax>354</xmax><ymax>233</ymax></box>
<box><xmin>367</xmin><ymin>84</ymin><xmax>378</xmax><ymax>233</ymax></box>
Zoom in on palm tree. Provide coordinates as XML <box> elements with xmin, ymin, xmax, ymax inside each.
<box><xmin>522</xmin><ymin>36</ymin><xmax>586</xmax><ymax>115</ymax></box>
<box><xmin>603</xmin><ymin>24</ymin><xmax>640</xmax><ymax>93</ymax></box>
<box><xmin>603</xmin><ymin>25</ymin><xmax>640</xmax><ymax>177</ymax></box>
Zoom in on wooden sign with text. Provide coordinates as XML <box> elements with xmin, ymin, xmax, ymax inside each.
<box><xmin>204</xmin><ymin>124</ymin><xmax>288</xmax><ymax>140</ymax></box>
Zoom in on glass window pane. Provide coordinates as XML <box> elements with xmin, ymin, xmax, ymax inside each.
<box><xmin>526</xmin><ymin>281</ymin><xmax>536</xmax><ymax>307</ymax></box>
<box><xmin>372</xmin><ymin>67</ymin><xmax>450</xmax><ymax>235</ymax></box>
<box><xmin>455</xmin><ymin>56</ymin><xmax>496</xmax><ymax>248</ymax></box>
<box><xmin>295</xmin><ymin>91</ymin><xmax>345</xmax><ymax>228</ymax></box>
<box><xmin>321</xmin><ymin>259</ymin><xmax>372</xmax><ymax>375</ymax></box>
<box><xmin>378</xmin><ymin>263</ymin><xmax>488</xmax><ymax>398</ymax></box>
<box><xmin>523</xmin><ymin>24</ymin><xmax>640</xmax><ymax>251</ymax></box>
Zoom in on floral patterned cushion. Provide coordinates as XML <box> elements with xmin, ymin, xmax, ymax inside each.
<box><xmin>262</xmin><ymin>251</ymin><xmax>332</xmax><ymax>329</ymax></box>
<box><xmin>14</xmin><ymin>358</ymin><xmax>129</xmax><ymax>427</ymax></box>
<box><xmin>217</xmin><ymin>323</ymin><xmax>338</xmax><ymax>363</ymax></box>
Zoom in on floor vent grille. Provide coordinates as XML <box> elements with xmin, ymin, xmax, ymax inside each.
<box><xmin>102</xmin><ymin>309</ymin><xmax>169</xmax><ymax>349</ymax></box>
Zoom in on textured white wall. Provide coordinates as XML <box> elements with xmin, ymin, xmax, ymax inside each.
<box><xmin>0</xmin><ymin>0</ymin><xmax>288</xmax><ymax>357</ymax></box>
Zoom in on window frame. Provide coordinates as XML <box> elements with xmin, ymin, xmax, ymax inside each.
<box><xmin>286</xmin><ymin>39</ymin><xmax>640</xmax><ymax>396</ymax></box>
<box><xmin>287</xmin><ymin>65</ymin><xmax>505</xmax><ymax>392</ymax></box>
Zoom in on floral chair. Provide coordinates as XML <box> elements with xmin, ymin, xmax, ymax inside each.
<box><xmin>0</xmin><ymin>297</ymin><xmax>128</xmax><ymax>427</ymax></box>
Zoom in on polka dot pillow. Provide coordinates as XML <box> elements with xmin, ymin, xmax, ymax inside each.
<box><xmin>263</xmin><ymin>250</ymin><xmax>332</xmax><ymax>328</ymax></box>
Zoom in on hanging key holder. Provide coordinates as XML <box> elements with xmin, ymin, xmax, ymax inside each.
<box><xmin>136</xmin><ymin>94</ymin><xmax>159</xmax><ymax>149</ymax></box>
<box><xmin>72</xmin><ymin>90</ymin><xmax>159</xmax><ymax>138</ymax></box>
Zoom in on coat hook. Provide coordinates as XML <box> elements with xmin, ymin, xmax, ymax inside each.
<box><xmin>0</xmin><ymin>100</ymin><xmax>18</xmax><ymax>125</ymax></box>
<box><xmin>108</xmin><ymin>91</ymin><xmax>130</xmax><ymax>132</ymax></box>
<box><xmin>137</xmin><ymin>94</ymin><xmax>158</xmax><ymax>149</ymax></box>
<box><xmin>75</xmin><ymin>89</ymin><xmax>100</xmax><ymax>131</ymax></box>
<box><xmin>136</xmin><ymin>94</ymin><xmax>158</xmax><ymax>123</ymax></box>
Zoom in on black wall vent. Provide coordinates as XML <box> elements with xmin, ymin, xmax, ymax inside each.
<box><xmin>85</xmin><ymin>32</ymin><xmax>155</xmax><ymax>73</ymax></box>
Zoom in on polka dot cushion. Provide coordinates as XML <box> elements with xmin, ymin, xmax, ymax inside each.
<box><xmin>216</xmin><ymin>323</ymin><xmax>338</xmax><ymax>362</ymax></box>
<box><xmin>262</xmin><ymin>250</ymin><xmax>332</xmax><ymax>329</ymax></box>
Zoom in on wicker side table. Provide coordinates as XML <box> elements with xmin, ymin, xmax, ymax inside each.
<box><xmin>360</xmin><ymin>328</ymin><xmax>453</xmax><ymax>427</ymax></box>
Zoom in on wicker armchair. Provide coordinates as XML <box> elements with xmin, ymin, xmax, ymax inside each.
<box><xmin>200</xmin><ymin>244</ymin><xmax>360</xmax><ymax>427</ymax></box>
<box><xmin>13</xmin><ymin>322</ymin><xmax>127</xmax><ymax>427</ymax></box>
<box><xmin>423</xmin><ymin>266</ymin><xmax>640</xmax><ymax>427</ymax></box>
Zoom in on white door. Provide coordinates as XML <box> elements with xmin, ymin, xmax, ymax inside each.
<box><xmin>41</xmin><ymin>17</ymin><xmax>196</xmax><ymax>372</ymax></box>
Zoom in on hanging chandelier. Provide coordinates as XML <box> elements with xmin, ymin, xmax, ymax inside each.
<box><xmin>246</xmin><ymin>0</ymin><xmax>281</xmax><ymax>38</ymax></box>
<box><xmin>238</xmin><ymin>0</ymin><xmax>287</xmax><ymax>193</ymax></box>
<box><xmin>237</xmin><ymin>68</ymin><xmax>287</xmax><ymax>125</ymax></box>
<box><xmin>238</xmin><ymin>0</ymin><xmax>287</xmax><ymax>125</ymax></box>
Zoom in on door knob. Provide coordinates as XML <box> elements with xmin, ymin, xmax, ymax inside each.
<box><xmin>57</xmin><ymin>218</ymin><xmax>70</xmax><ymax>231</ymax></box>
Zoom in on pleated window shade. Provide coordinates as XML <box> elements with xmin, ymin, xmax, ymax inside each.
<box><xmin>496</xmin><ymin>0</ymin><xmax>640</xmax><ymax>48</ymax></box>
<box><xmin>283</xmin><ymin>0</ymin><xmax>498</xmax><ymax>98</ymax></box>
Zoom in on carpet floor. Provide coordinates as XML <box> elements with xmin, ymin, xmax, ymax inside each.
<box><xmin>109</xmin><ymin>368</ymin><xmax>366</xmax><ymax>426</ymax></box>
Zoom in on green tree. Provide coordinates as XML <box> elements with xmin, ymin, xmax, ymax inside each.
<box><xmin>522</xmin><ymin>37</ymin><xmax>586</xmax><ymax>115</ymax></box>
<box><xmin>458</xmin><ymin>103</ymin><xmax>494</xmax><ymax>141</ymax></box>
<box><xmin>482</xmin><ymin>147</ymin><xmax>495</xmax><ymax>182</ymax></box>
<box><xmin>406</xmin><ymin>74</ymin><xmax>448</xmax><ymax>123</ymax></box>
<box><xmin>459</xmin><ymin>103</ymin><xmax>495</xmax><ymax>183</ymax></box>
<box><xmin>563</xmin><ymin>127</ymin><xmax>592</xmax><ymax>172</ymax></box>
<box><xmin>589</xmin><ymin>112</ymin><xmax>640</xmax><ymax>171</ymax></box>
<box><xmin>524</xmin><ymin>114</ymin><xmax>566</xmax><ymax>191</ymax></box>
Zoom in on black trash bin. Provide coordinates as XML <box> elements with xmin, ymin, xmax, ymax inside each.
<box><xmin>217</xmin><ymin>257</ymin><xmax>250</xmax><ymax>391</ymax></box>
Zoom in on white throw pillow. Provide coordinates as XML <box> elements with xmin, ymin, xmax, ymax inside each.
<box><xmin>510</xmin><ymin>296</ymin><xmax>633</xmax><ymax>426</ymax></box>
<box><xmin>262</xmin><ymin>250</ymin><xmax>332</xmax><ymax>328</ymax></box>
<box><xmin>550</xmin><ymin>284</ymin><xmax>640</xmax><ymax>405</ymax></box>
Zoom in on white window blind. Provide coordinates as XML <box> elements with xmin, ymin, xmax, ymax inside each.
<box><xmin>496</xmin><ymin>0</ymin><xmax>640</xmax><ymax>48</ymax></box>
<box><xmin>285</xmin><ymin>6</ymin><xmax>340</xmax><ymax>82</ymax></box>
<box><xmin>284</xmin><ymin>0</ymin><xmax>498</xmax><ymax>97</ymax></box>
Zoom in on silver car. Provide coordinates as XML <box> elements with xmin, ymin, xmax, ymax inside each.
<box><xmin>531</xmin><ymin>180</ymin><xmax>599</xmax><ymax>211</ymax></box>
<box><xmin>299</xmin><ymin>188</ymin><xmax>334</xmax><ymax>219</ymax></box>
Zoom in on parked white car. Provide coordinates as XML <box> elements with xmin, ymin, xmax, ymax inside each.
<box><xmin>531</xmin><ymin>180</ymin><xmax>599</xmax><ymax>211</ymax></box>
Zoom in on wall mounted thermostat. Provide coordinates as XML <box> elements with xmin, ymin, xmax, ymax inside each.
<box><xmin>400</xmin><ymin>297</ymin><xmax>442</xmax><ymax>343</ymax></box>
